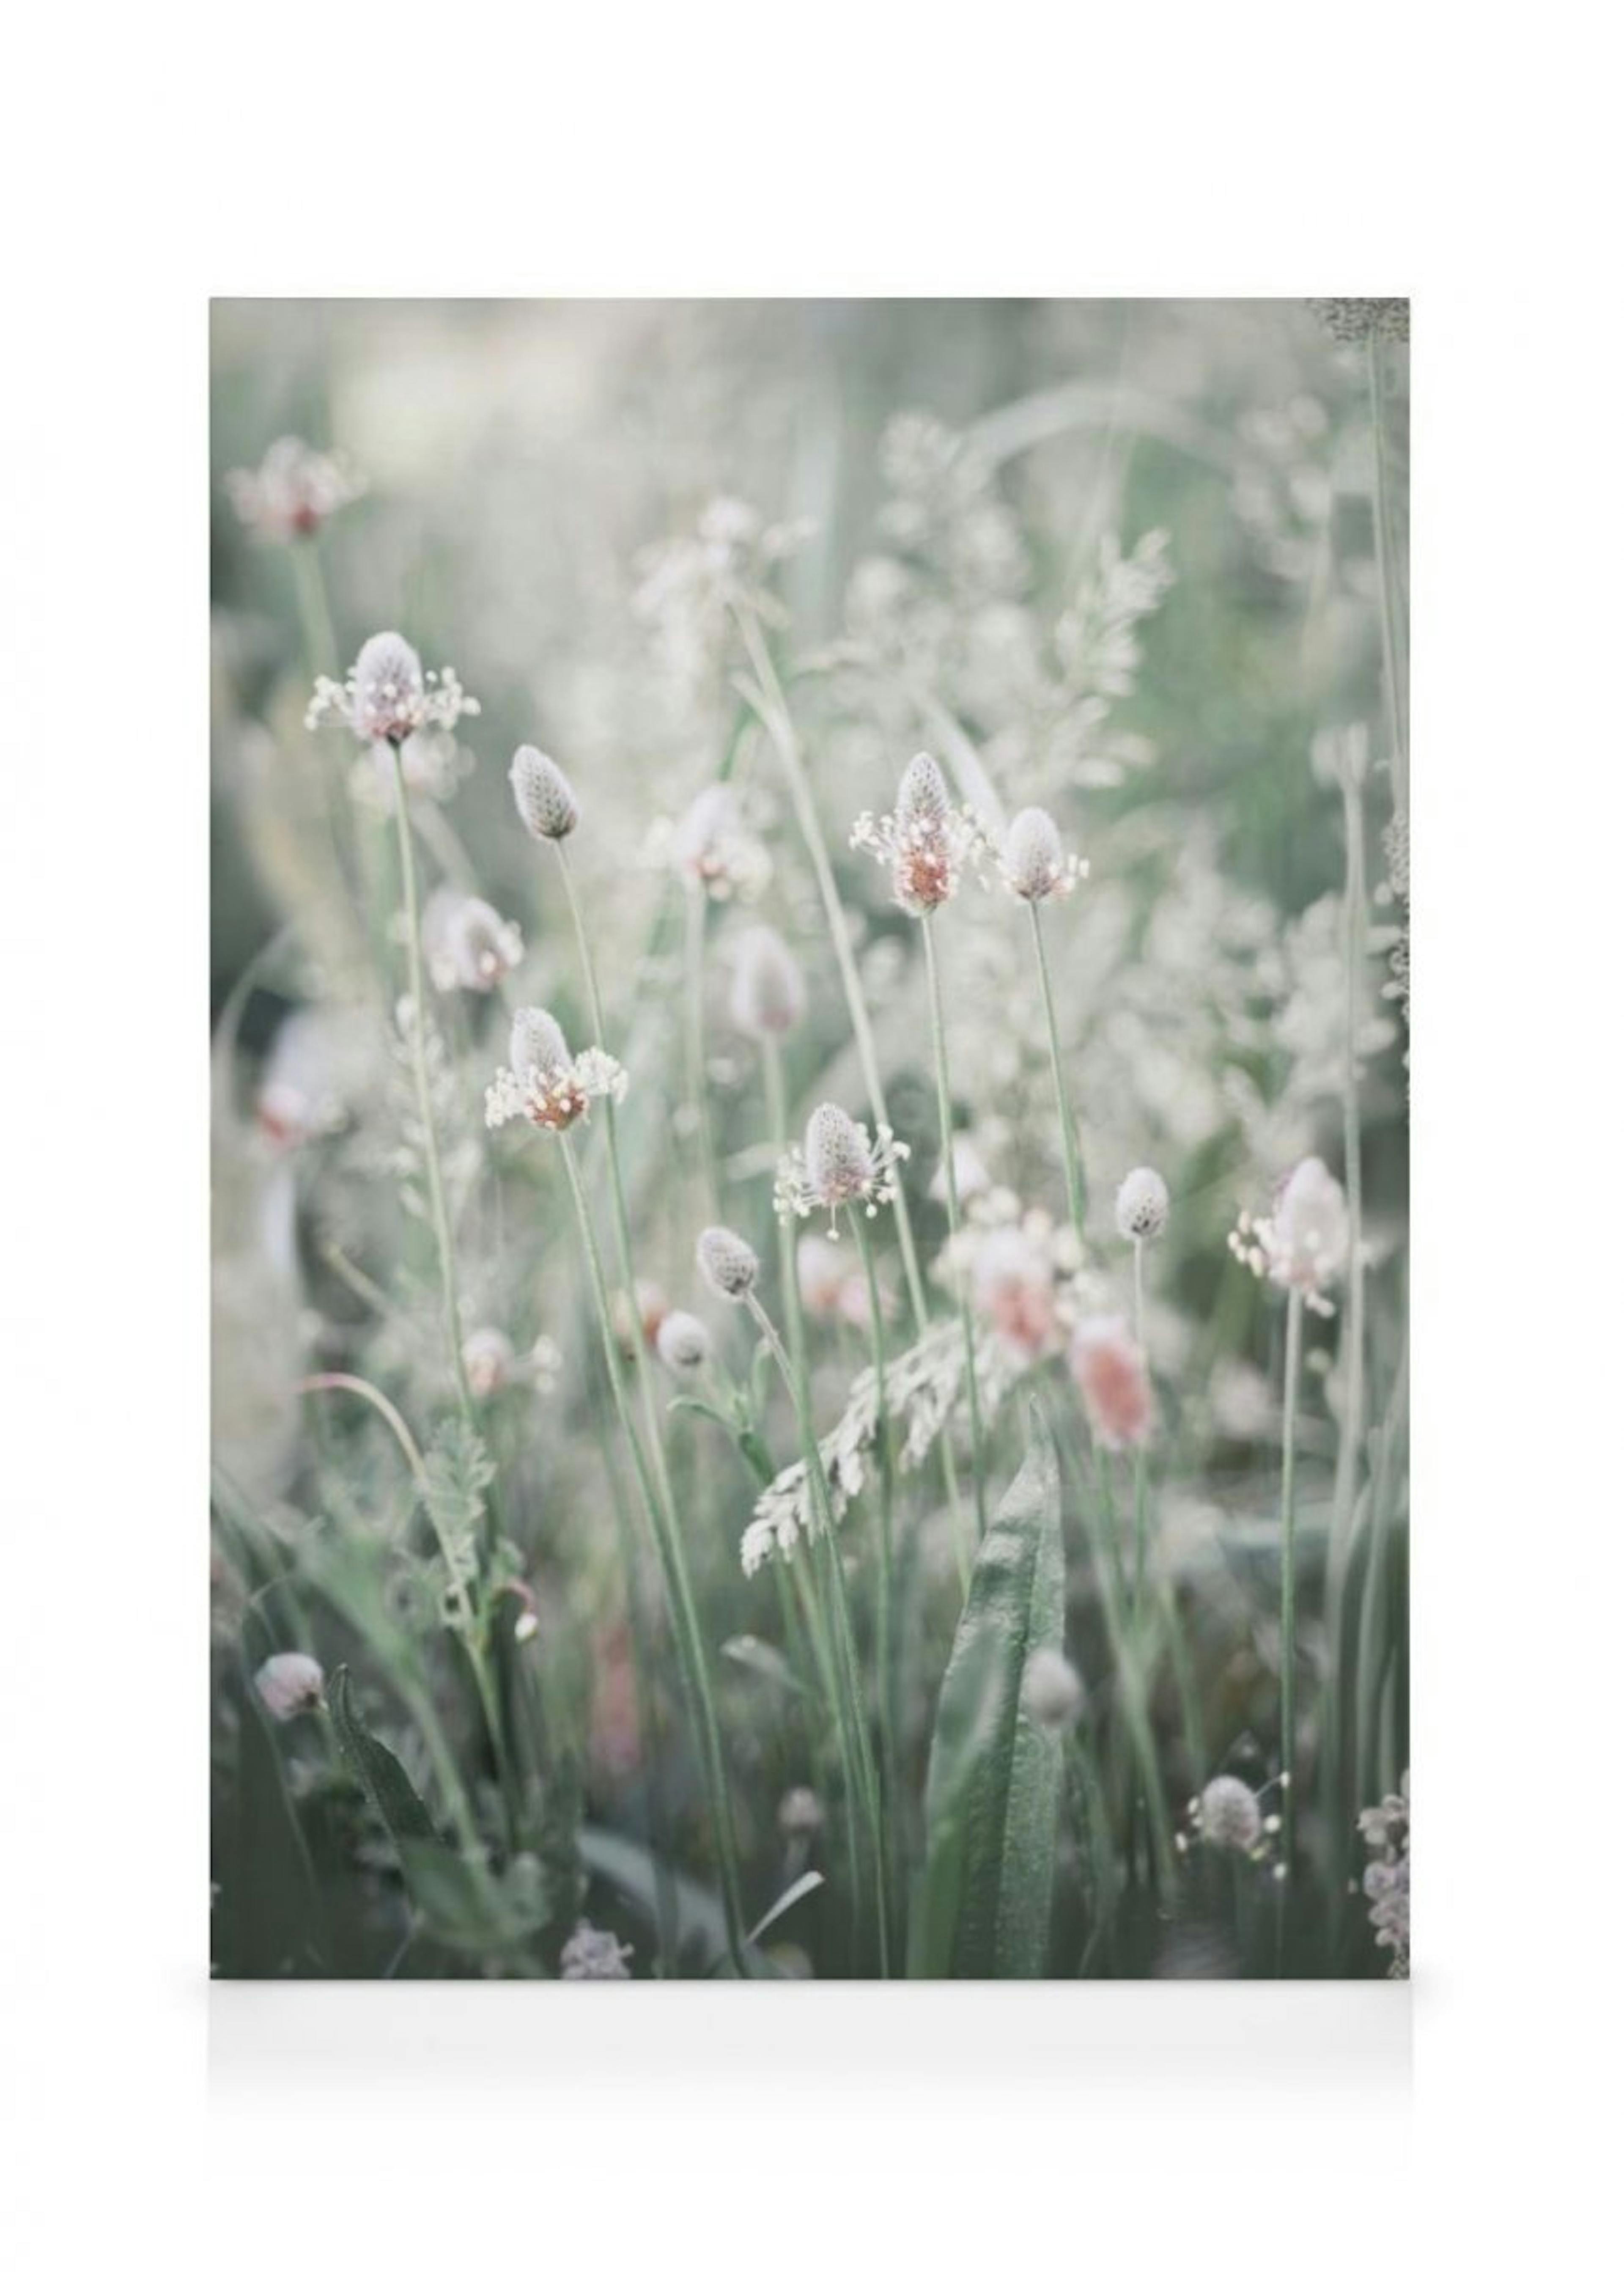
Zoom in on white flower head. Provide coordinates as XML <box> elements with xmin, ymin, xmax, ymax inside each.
<box><xmin>1115</xmin><ymin>1166</ymin><xmax>1170</xmax><ymax>1243</ymax></box>
<box><xmin>1021</xmin><ymin>1646</ymin><xmax>1085</xmax><ymax>1732</ymax></box>
<box><xmin>1227</xmin><ymin>1155</ymin><xmax>1349</xmax><ymax>1316</ymax></box>
<box><xmin>697</xmin><ymin>1225</ymin><xmax>760</xmax><ymax>1302</ymax></box>
<box><xmin>254</xmin><ymin>1652</ymin><xmax>325</xmax><ymax>1720</ymax></box>
<box><xmin>999</xmin><ymin>806</ymin><xmax>1087</xmax><ymax>902</ymax></box>
<box><xmin>484</xmin><ymin>1006</ymin><xmax>627</xmax><ymax>1133</ymax></box>
<box><xmin>729</xmin><ymin>924</ymin><xmax>806</xmax><ymax>1040</ymax></box>
<box><xmin>423</xmin><ymin>889</ymin><xmax>522</xmax><ymax>995</ymax></box>
<box><xmin>559</xmin><ymin>1919</ymin><xmax>634</xmax><ymax>1981</ymax></box>
<box><xmin>226</xmin><ymin>436</ymin><xmax>364</xmax><ymax>543</ymax></box>
<box><xmin>775</xmin><ymin>1102</ymin><xmax>910</xmax><ymax>1235</ymax></box>
<box><xmin>510</xmin><ymin>745</ymin><xmax>580</xmax><ymax>842</ymax></box>
<box><xmin>307</xmin><ymin>630</ymin><xmax>479</xmax><ymax>747</ymax></box>
<box><xmin>777</xmin><ymin>1786</ymin><xmax>826</xmax><ymax>1838</ymax></box>
<box><xmin>656</xmin><ymin>1309</ymin><xmax>712</xmax><ymax>1375</ymax></box>
<box><xmin>673</xmin><ymin>783</ymin><xmax>772</xmax><ymax>902</ymax></box>
<box><xmin>462</xmin><ymin>1326</ymin><xmax>516</xmax><ymax>1400</ymax></box>
<box><xmin>850</xmin><ymin>750</ymin><xmax>987</xmax><ymax>915</ymax></box>
<box><xmin>1193</xmin><ymin>1774</ymin><xmax>1265</xmax><ymax>1854</ymax></box>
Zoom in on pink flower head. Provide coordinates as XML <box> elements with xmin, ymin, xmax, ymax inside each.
<box><xmin>1070</xmin><ymin>1314</ymin><xmax>1154</xmax><ymax>1452</ymax></box>
<box><xmin>972</xmin><ymin>1226</ymin><xmax>1059</xmax><ymax>1359</ymax></box>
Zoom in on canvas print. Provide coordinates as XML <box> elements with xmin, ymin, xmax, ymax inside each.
<box><xmin>210</xmin><ymin>298</ymin><xmax>1409</xmax><ymax>1980</ymax></box>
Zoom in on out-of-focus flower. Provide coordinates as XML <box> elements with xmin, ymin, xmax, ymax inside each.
<box><xmin>778</xmin><ymin>1786</ymin><xmax>826</xmax><ymax>1838</ymax></box>
<box><xmin>671</xmin><ymin>783</ymin><xmax>772</xmax><ymax>902</ymax></box>
<box><xmin>255</xmin><ymin>1005</ymin><xmax>378</xmax><ymax>1149</ymax></box>
<box><xmin>774</xmin><ymin>1103</ymin><xmax>909</xmax><ymax>1234</ymax></box>
<box><xmin>1021</xmin><ymin>1647</ymin><xmax>1085</xmax><ymax>1731</ymax></box>
<box><xmin>971</xmin><ymin>1225</ymin><xmax>1060</xmax><ymax>1359</ymax></box>
<box><xmin>496</xmin><ymin>1574</ymin><xmax>541</xmax><ymax>1643</ymax></box>
<box><xmin>729</xmin><ymin>924</ymin><xmax>805</xmax><ymax>1039</ymax></box>
<box><xmin>1228</xmin><ymin>1155</ymin><xmax>1350</xmax><ymax>1316</ymax></box>
<box><xmin>796</xmin><ymin>1234</ymin><xmax>869</xmax><ymax>1327</ymax></box>
<box><xmin>656</xmin><ymin>1309</ymin><xmax>711</xmax><ymax>1375</ymax></box>
<box><xmin>1192</xmin><ymin>1775</ymin><xmax>1265</xmax><ymax>1854</ymax></box>
<box><xmin>611</xmin><ymin>1280</ymin><xmax>667</xmax><ymax>1358</ymax></box>
<box><xmin>227</xmin><ymin>436</ymin><xmax>363</xmax><ymax>542</ymax></box>
<box><xmin>422</xmin><ymin>889</ymin><xmax>522</xmax><ymax>994</ymax></box>
<box><xmin>998</xmin><ymin>806</ymin><xmax>1086</xmax><ymax>902</ymax></box>
<box><xmin>850</xmin><ymin>751</ymin><xmax>986</xmax><ymax>915</ymax></box>
<box><xmin>254</xmin><ymin>1652</ymin><xmax>325</xmax><ymax>1720</ymax></box>
<box><xmin>1358</xmin><ymin>1769</ymin><xmax>1410</xmax><ymax>1978</ymax></box>
<box><xmin>461</xmin><ymin>1327</ymin><xmax>515</xmax><ymax>1400</ymax></box>
<box><xmin>1070</xmin><ymin>1314</ymin><xmax>1153</xmax><ymax>1451</ymax></box>
<box><xmin>510</xmin><ymin>745</ymin><xmax>580</xmax><ymax>842</ymax></box>
<box><xmin>697</xmin><ymin>1226</ymin><xmax>760</xmax><ymax>1302</ymax></box>
<box><xmin>1115</xmin><ymin>1166</ymin><xmax>1170</xmax><ymax>1243</ymax></box>
<box><xmin>1306</xmin><ymin>297</ymin><xmax>1410</xmax><ymax>346</ymax></box>
<box><xmin>559</xmin><ymin>1919</ymin><xmax>634</xmax><ymax>1981</ymax></box>
<box><xmin>484</xmin><ymin>1008</ymin><xmax>626</xmax><ymax>1133</ymax></box>
<box><xmin>307</xmin><ymin>631</ymin><xmax>479</xmax><ymax>747</ymax></box>
<box><xmin>930</xmin><ymin>1132</ymin><xmax>992</xmax><ymax>1208</ymax></box>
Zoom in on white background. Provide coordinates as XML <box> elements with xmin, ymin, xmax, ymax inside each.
<box><xmin>4</xmin><ymin>5</ymin><xmax>1619</xmax><ymax>2262</ymax></box>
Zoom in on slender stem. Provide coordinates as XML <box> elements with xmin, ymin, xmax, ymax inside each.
<box><xmin>851</xmin><ymin>1208</ymin><xmax>902</xmax><ymax>1933</ymax></box>
<box><xmin>389</xmin><ymin>747</ymin><xmax>474</xmax><ymax>1424</ymax></box>
<box><xmin>683</xmin><ymin>887</ymin><xmax>721</xmax><ymax>1217</ymax></box>
<box><xmin>1367</xmin><ymin>335</ymin><xmax>1407</xmax><ymax>821</ymax></box>
<box><xmin>921</xmin><ymin>915</ymin><xmax>988</xmax><ymax>1536</ymax></box>
<box><xmin>746</xmin><ymin>1291</ymin><xmax>889</xmax><ymax>1975</ymax></box>
<box><xmin>762</xmin><ymin>1036</ymin><xmax>809</xmax><ymax>1381</ymax></box>
<box><xmin>560</xmin><ymin>1132</ymin><xmax>748</xmax><ymax>1973</ymax></box>
<box><xmin>289</xmin><ymin>538</ymin><xmax>338</xmax><ymax>678</ymax></box>
<box><xmin>297</xmin><ymin>1371</ymin><xmax>428</xmax><ymax>1498</ymax></box>
<box><xmin>1277</xmin><ymin>1287</ymin><xmax>1305</xmax><ymax>1972</ymax></box>
<box><xmin>1027</xmin><ymin>901</ymin><xmax>1087</xmax><ymax>1250</ymax></box>
<box><xmin>1332</xmin><ymin>770</ymin><xmax>1368</xmax><ymax>1570</ymax></box>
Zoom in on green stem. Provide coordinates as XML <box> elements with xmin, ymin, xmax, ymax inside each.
<box><xmin>1332</xmin><ymin>771</ymin><xmax>1368</xmax><ymax>1565</ymax></box>
<box><xmin>389</xmin><ymin>746</ymin><xmax>475</xmax><ymax>1427</ymax></box>
<box><xmin>922</xmin><ymin>915</ymin><xmax>988</xmax><ymax>1536</ymax></box>
<box><xmin>1277</xmin><ymin>1286</ymin><xmax>1305</xmax><ymax>1973</ymax></box>
<box><xmin>1367</xmin><ymin>335</ymin><xmax>1408</xmax><ymax>821</ymax></box>
<box><xmin>762</xmin><ymin>1036</ymin><xmax>809</xmax><ymax>1382</ymax></box>
<box><xmin>683</xmin><ymin>887</ymin><xmax>721</xmax><ymax>1218</ymax></box>
<box><xmin>560</xmin><ymin>1131</ymin><xmax>747</xmax><ymax>1973</ymax></box>
<box><xmin>1028</xmin><ymin>900</ymin><xmax>1087</xmax><ymax>1249</ymax></box>
<box><xmin>851</xmin><ymin>1208</ymin><xmax>902</xmax><ymax>1936</ymax></box>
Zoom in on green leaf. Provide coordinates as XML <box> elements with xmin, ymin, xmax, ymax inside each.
<box><xmin>746</xmin><ymin>1870</ymin><xmax>825</xmax><ymax>1947</ymax></box>
<box><xmin>720</xmin><ymin>1634</ymin><xmax>808</xmax><ymax>1698</ymax></box>
<box><xmin>329</xmin><ymin>1665</ymin><xmax>439</xmax><ymax>1852</ymax></box>
<box><xmin>911</xmin><ymin>1412</ymin><xmax>1066</xmax><ymax>1978</ymax></box>
<box><xmin>578</xmin><ymin>1826</ymin><xmax>774</xmax><ymax>1979</ymax></box>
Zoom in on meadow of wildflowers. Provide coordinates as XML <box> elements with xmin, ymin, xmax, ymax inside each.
<box><xmin>210</xmin><ymin>299</ymin><xmax>1409</xmax><ymax>1981</ymax></box>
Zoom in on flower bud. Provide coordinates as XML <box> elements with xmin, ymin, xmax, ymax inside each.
<box><xmin>254</xmin><ymin>1652</ymin><xmax>325</xmax><ymax>1720</ymax></box>
<box><xmin>351</xmin><ymin>632</ymin><xmax>425</xmax><ymax>745</ymax></box>
<box><xmin>1197</xmin><ymin>1774</ymin><xmax>1263</xmax><ymax>1852</ymax></box>
<box><xmin>1001</xmin><ymin>807</ymin><xmax>1065</xmax><ymax>899</ymax></box>
<box><xmin>1021</xmin><ymin>1647</ymin><xmax>1085</xmax><ymax>1731</ymax></box>
<box><xmin>1115</xmin><ymin>1166</ymin><xmax>1170</xmax><ymax>1242</ymax></box>
<box><xmin>777</xmin><ymin>1786</ymin><xmax>826</xmax><ymax>1838</ymax></box>
<box><xmin>897</xmin><ymin>750</ymin><xmax>951</xmax><ymax>829</ymax></box>
<box><xmin>697</xmin><ymin>1225</ymin><xmax>760</xmax><ymax>1301</ymax></box>
<box><xmin>509</xmin><ymin>1006</ymin><xmax>570</xmax><ymax>1084</ymax></box>
<box><xmin>656</xmin><ymin>1309</ymin><xmax>712</xmax><ymax>1374</ymax></box>
<box><xmin>804</xmin><ymin>1102</ymin><xmax>872</xmax><ymax>1210</ymax></box>
<box><xmin>729</xmin><ymin>924</ymin><xmax>805</xmax><ymax>1039</ymax></box>
<box><xmin>510</xmin><ymin>745</ymin><xmax>580</xmax><ymax>841</ymax></box>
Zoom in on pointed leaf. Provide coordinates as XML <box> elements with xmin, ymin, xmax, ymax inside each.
<box><xmin>329</xmin><ymin>1665</ymin><xmax>439</xmax><ymax>1852</ymax></box>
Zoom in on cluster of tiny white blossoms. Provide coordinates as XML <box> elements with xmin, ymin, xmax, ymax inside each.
<box><xmin>850</xmin><ymin>751</ymin><xmax>988</xmax><ymax>915</ymax></box>
<box><xmin>1358</xmin><ymin>1770</ymin><xmax>1410</xmax><ymax>1978</ymax></box>
<box><xmin>774</xmin><ymin>1102</ymin><xmax>910</xmax><ymax>1237</ymax></box>
<box><xmin>996</xmin><ymin>806</ymin><xmax>1088</xmax><ymax>902</ymax></box>
<box><xmin>1227</xmin><ymin>1155</ymin><xmax>1350</xmax><ymax>1316</ymax></box>
<box><xmin>484</xmin><ymin>1008</ymin><xmax>627</xmax><ymax>1135</ymax></box>
<box><xmin>227</xmin><ymin>435</ymin><xmax>364</xmax><ymax>543</ymax></box>
<box><xmin>307</xmin><ymin>630</ymin><xmax>480</xmax><ymax>747</ymax></box>
<box><xmin>1177</xmin><ymin>1774</ymin><xmax>1280</xmax><ymax>1865</ymax></box>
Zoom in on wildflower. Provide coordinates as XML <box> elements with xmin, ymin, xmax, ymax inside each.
<box><xmin>1227</xmin><ymin>1156</ymin><xmax>1350</xmax><ymax>1316</ymax></box>
<box><xmin>778</xmin><ymin>1787</ymin><xmax>826</xmax><ymax>1838</ymax></box>
<box><xmin>1070</xmin><ymin>1314</ymin><xmax>1153</xmax><ymax>1451</ymax></box>
<box><xmin>972</xmin><ymin>1225</ymin><xmax>1061</xmax><ymax>1359</ymax></box>
<box><xmin>656</xmin><ymin>1309</ymin><xmax>712</xmax><ymax>1375</ymax></box>
<box><xmin>509</xmin><ymin>745</ymin><xmax>579</xmax><ymax>842</ymax></box>
<box><xmin>461</xmin><ymin>1326</ymin><xmax>515</xmax><ymax>1401</ymax></box>
<box><xmin>1193</xmin><ymin>1775</ymin><xmax>1265</xmax><ymax>1854</ymax></box>
<box><xmin>1359</xmin><ymin>1770</ymin><xmax>1410</xmax><ymax>1978</ymax></box>
<box><xmin>1115</xmin><ymin>1166</ymin><xmax>1170</xmax><ymax>1243</ymax></box>
<box><xmin>307</xmin><ymin>630</ymin><xmax>479</xmax><ymax>747</ymax></box>
<box><xmin>558</xmin><ymin>1919</ymin><xmax>634</xmax><ymax>1981</ymax></box>
<box><xmin>422</xmin><ymin>889</ymin><xmax>522</xmax><ymax>995</ymax></box>
<box><xmin>998</xmin><ymin>806</ymin><xmax>1087</xmax><ymax>901</ymax></box>
<box><xmin>1021</xmin><ymin>1647</ymin><xmax>1085</xmax><ymax>1732</ymax></box>
<box><xmin>697</xmin><ymin>1225</ymin><xmax>760</xmax><ymax>1302</ymax></box>
<box><xmin>850</xmin><ymin>751</ymin><xmax>985</xmax><ymax>915</ymax></box>
<box><xmin>796</xmin><ymin>1233</ymin><xmax>868</xmax><ymax>1327</ymax></box>
<box><xmin>729</xmin><ymin>924</ymin><xmax>805</xmax><ymax>1039</ymax></box>
<box><xmin>775</xmin><ymin>1102</ymin><xmax>910</xmax><ymax>1234</ymax></box>
<box><xmin>254</xmin><ymin>1652</ymin><xmax>325</xmax><ymax>1720</ymax></box>
<box><xmin>484</xmin><ymin>1007</ymin><xmax>627</xmax><ymax>1133</ymax></box>
<box><xmin>226</xmin><ymin>435</ymin><xmax>363</xmax><ymax>542</ymax></box>
<box><xmin>930</xmin><ymin>1132</ymin><xmax>992</xmax><ymax>1209</ymax></box>
<box><xmin>1306</xmin><ymin>297</ymin><xmax>1410</xmax><ymax>346</ymax></box>
<box><xmin>672</xmin><ymin>783</ymin><xmax>772</xmax><ymax>901</ymax></box>
<box><xmin>497</xmin><ymin>1574</ymin><xmax>541</xmax><ymax>1643</ymax></box>
<box><xmin>611</xmin><ymin>1280</ymin><xmax>667</xmax><ymax>1358</ymax></box>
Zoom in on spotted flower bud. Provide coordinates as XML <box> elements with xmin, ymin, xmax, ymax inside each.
<box><xmin>1115</xmin><ymin>1166</ymin><xmax>1170</xmax><ymax>1243</ymax></box>
<box><xmin>851</xmin><ymin>750</ymin><xmax>985</xmax><ymax>915</ymax></box>
<box><xmin>729</xmin><ymin>924</ymin><xmax>805</xmax><ymax>1039</ymax></box>
<box><xmin>487</xmin><ymin>1007</ymin><xmax>626</xmax><ymax>1133</ymax></box>
<box><xmin>307</xmin><ymin>629</ymin><xmax>477</xmax><ymax>745</ymax></box>
<box><xmin>510</xmin><ymin>745</ymin><xmax>579</xmax><ymax>841</ymax></box>
<box><xmin>999</xmin><ymin>806</ymin><xmax>1086</xmax><ymax>901</ymax></box>
<box><xmin>656</xmin><ymin>1309</ymin><xmax>712</xmax><ymax>1374</ymax></box>
<box><xmin>254</xmin><ymin>1652</ymin><xmax>325</xmax><ymax>1720</ymax></box>
<box><xmin>897</xmin><ymin>751</ymin><xmax>951</xmax><ymax>829</ymax></box>
<box><xmin>775</xmin><ymin>1104</ymin><xmax>909</xmax><ymax>1233</ymax></box>
<box><xmin>697</xmin><ymin>1225</ymin><xmax>760</xmax><ymax>1301</ymax></box>
<box><xmin>1070</xmin><ymin>1314</ymin><xmax>1154</xmax><ymax>1452</ymax></box>
<box><xmin>1196</xmin><ymin>1775</ymin><xmax>1264</xmax><ymax>1853</ymax></box>
<box><xmin>1021</xmin><ymin>1647</ymin><xmax>1085</xmax><ymax>1731</ymax></box>
<box><xmin>510</xmin><ymin>1007</ymin><xmax>570</xmax><ymax>1084</ymax></box>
